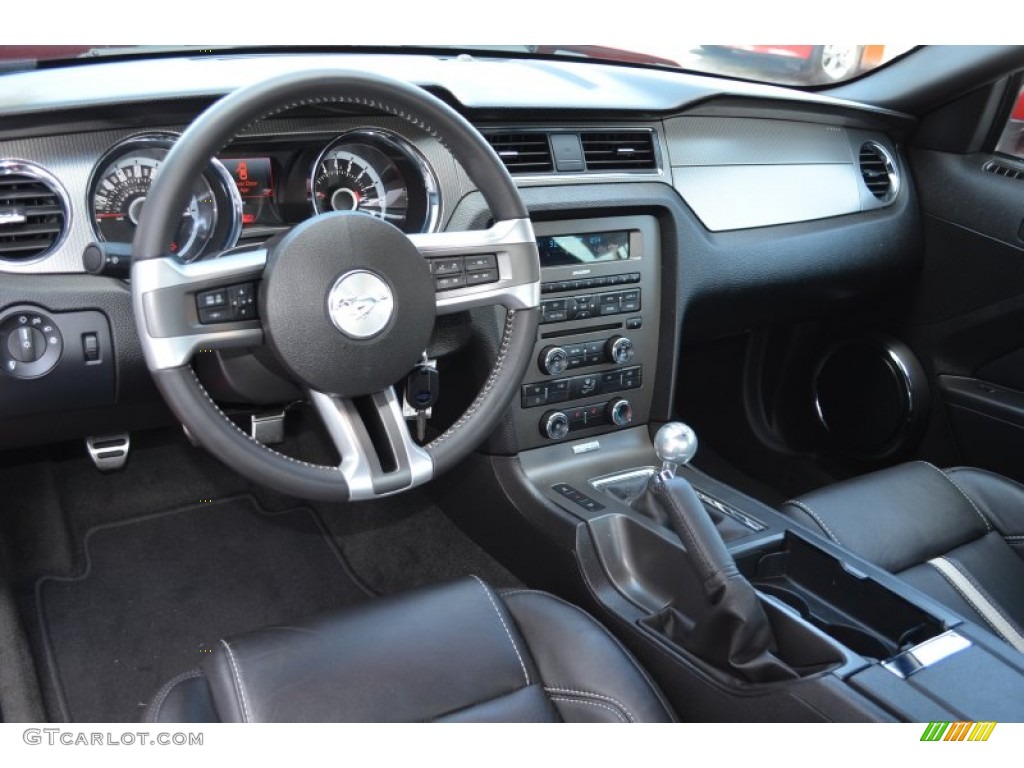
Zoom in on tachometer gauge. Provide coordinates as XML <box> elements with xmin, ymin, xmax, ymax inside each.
<box><xmin>88</xmin><ymin>133</ymin><xmax>242</xmax><ymax>263</ymax></box>
<box><xmin>311</xmin><ymin>130</ymin><xmax>440</xmax><ymax>234</ymax></box>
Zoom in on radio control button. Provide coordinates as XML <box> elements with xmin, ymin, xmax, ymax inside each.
<box><xmin>607</xmin><ymin>336</ymin><xmax>635</xmax><ymax>365</ymax></box>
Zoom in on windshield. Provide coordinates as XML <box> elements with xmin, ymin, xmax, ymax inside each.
<box><xmin>0</xmin><ymin>44</ymin><xmax>914</xmax><ymax>86</ymax></box>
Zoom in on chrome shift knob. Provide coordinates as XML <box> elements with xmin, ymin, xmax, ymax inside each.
<box><xmin>654</xmin><ymin>422</ymin><xmax>697</xmax><ymax>477</ymax></box>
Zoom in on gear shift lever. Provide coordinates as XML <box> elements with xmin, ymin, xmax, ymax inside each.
<box><xmin>632</xmin><ymin>422</ymin><xmax>794</xmax><ymax>683</ymax></box>
<box><xmin>653</xmin><ymin>422</ymin><xmax>698</xmax><ymax>477</ymax></box>
<box><xmin>635</xmin><ymin>422</ymin><xmax>705</xmax><ymax>525</ymax></box>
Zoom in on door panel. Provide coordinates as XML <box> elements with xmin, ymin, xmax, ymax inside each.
<box><xmin>904</xmin><ymin>143</ymin><xmax>1024</xmax><ymax>481</ymax></box>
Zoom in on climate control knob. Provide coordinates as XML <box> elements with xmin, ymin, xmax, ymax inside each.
<box><xmin>606</xmin><ymin>397</ymin><xmax>634</xmax><ymax>427</ymax></box>
<box><xmin>606</xmin><ymin>336</ymin><xmax>635</xmax><ymax>366</ymax></box>
<box><xmin>540</xmin><ymin>411</ymin><xmax>573</xmax><ymax>442</ymax></box>
<box><xmin>539</xmin><ymin>345</ymin><xmax>569</xmax><ymax>376</ymax></box>
<box><xmin>540</xmin><ymin>410</ymin><xmax>571</xmax><ymax>440</ymax></box>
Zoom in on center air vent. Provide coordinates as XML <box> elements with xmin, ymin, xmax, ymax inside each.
<box><xmin>581</xmin><ymin>131</ymin><xmax>656</xmax><ymax>171</ymax></box>
<box><xmin>485</xmin><ymin>132</ymin><xmax>553</xmax><ymax>173</ymax></box>
<box><xmin>0</xmin><ymin>162</ymin><xmax>69</xmax><ymax>262</ymax></box>
<box><xmin>983</xmin><ymin>160</ymin><xmax>1024</xmax><ymax>181</ymax></box>
<box><xmin>858</xmin><ymin>142</ymin><xmax>899</xmax><ymax>202</ymax></box>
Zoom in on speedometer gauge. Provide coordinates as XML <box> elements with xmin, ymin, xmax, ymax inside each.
<box><xmin>311</xmin><ymin>130</ymin><xmax>440</xmax><ymax>234</ymax></box>
<box><xmin>313</xmin><ymin>147</ymin><xmax>393</xmax><ymax>219</ymax></box>
<box><xmin>88</xmin><ymin>133</ymin><xmax>242</xmax><ymax>263</ymax></box>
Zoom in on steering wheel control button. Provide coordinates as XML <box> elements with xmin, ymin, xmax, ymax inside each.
<box><xmin>464</xmin><ymin>254</ymin><xmax>497</xmax><ymax>271</ymax></box>
<box><xmin>197</xmin><ymin>289</ymin><xmax>228</xmax><ymax>308</ymax></box>
<box><xmin>465</xmin><ymin>268</ymin><xmax>499</xmax><ymax>286</ymax></box>
<box><xmin>196</xmin><ymin>282</ymin><xmax>258</xmax><ymax>325</ymax></box>
<box><xmin>231</xmin><ymin>283</ymin><xmax>257</xmax><ymax>320</ymax></box>
<box><xmin>435</xmin><ymin>274</ymin><xmax>467</xmax><ymax>291</ymax></box>
<box><xmin>428</xmin><ymin>253</ymin><xmax>499</xmax><ymax>292</ymax></box>
<box><xmin>328</xmin><ymin>270</ymin><xmax>394</xmax><ymax>339</ymax></box>
<box><xmin>0</xmin><ymin>310</ymin><xmax>63</xmax><ymax>379</ymax></box>
<box><xmin>432</xmin><ymin>258</ymin><xmax>463</xmax><ymax>276</ymax></box>
<box><xmin>198</xmin><ymin>307</ymin><xmax>233</xmax><ymax>324</ymax></box>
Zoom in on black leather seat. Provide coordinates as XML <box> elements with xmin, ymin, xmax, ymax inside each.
<box><xmin>145</xmin><ymin>576</ymin><xmax>674</xmax><ymax>723</ymax></box>
<box><xmin>779</xmin><ymin>461</ymin><xmax>1024</xmax><ymax>653</ymax></box>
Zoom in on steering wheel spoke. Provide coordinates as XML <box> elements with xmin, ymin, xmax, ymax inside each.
<box><xmin>409</xmin><ymin>218</ymin><xmax>540</xmax><ymax>315</ymax></box>
<box><xmin>309</xmin><ymin>387</ymin><xmax>432</xmax><ymax>501</ymax></box>
<box><xmin>132</xmin><ymin>245</ymin><xmax>267</xmax><ymax>370</ymax></box>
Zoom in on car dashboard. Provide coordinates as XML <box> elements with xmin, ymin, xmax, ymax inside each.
<box><xmin>0</xmin><ymin>51</ymin><xmax>917</xmax><ymax>451</ymax></box>
<box><xmin>8</xmin><ymin>48</ymin><xmax>1023</xmax><ymax>727</ymax></box>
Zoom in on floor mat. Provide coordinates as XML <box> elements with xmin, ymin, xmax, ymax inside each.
<box><xmin>36</xmin><ymin>495</ymin><xmax>371</xmax><ymax>723</ymax></box>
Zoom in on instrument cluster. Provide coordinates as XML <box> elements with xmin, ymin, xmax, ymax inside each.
<box><xmin>87</xmin><ymin>128</ymin><xmax>441</xmax><ymax>263</ymax></box>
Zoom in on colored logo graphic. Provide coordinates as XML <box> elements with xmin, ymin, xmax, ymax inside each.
<box><xmin>921</xmin><ymin>722</ymin><xmax>997</xmax><ymax>742</ymax></box>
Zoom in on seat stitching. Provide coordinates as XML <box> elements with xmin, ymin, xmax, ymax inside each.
<box><xmin>548</xmin><ymin>696</ymin><xmax>627</xmax><ymax>723</ymax></box>
<box><xmin>145</xmin><ymin>669</ymin><xmax>203</xmax><ymax>723</ymax></box>
<box><xmin>544</xmin><ymin>687</ymin><xmax>635</xmax><ymax>722</ymax></box>
<box><xmin>219</xmin><ymin>639</ymin><xmax>252</xmax><ymax>723</ymax></box>
<box><xmin>471</xmin><ymin>576</ymin><xmax>530</xmax><ymax>686</ymax></box>
<box><xmin>926</xmin><ymin>558</ymin><xmax>1024</xmax><ymax>652</ymax></box>
<box><xmin>499</xmin><ymin>589</ymin><xmax>676</xmax><ymax>722</ymax></box>
<box><xmin>783</xmin><ymin>500</ymin><xmax>843</xmax><ymax>545</ymax></box>
<box><xmin>918</xmin><ymin>461</ymin><xmax>992</xmax><ymax>532</ymax></box>
<box><xmin>943</xmin><ymin>556</ymin><xmax>1024</xmax><ymax>638</ymax></box>
<box><xmin>927</xmin><ymin>559</ymin><xmax>1006</xmax><ymax>639</ymax></box>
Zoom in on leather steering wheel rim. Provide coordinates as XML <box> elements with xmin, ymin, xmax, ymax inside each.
<box><xmin>131</xmin><ymin>69</ymin><xmax>540</xmax><ymax>502</ymax></box>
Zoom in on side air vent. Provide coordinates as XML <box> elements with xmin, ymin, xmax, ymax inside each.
<box><xmin>0</xmin><ymin>161</ymin><xmax>69</xmax><ymax>262</ymax></box>
<box><xmin>485</xmin><ymin>132</ymin><xmax>553</xmax><ymax>173</ymax></box>
<box><xmin>858</xmin><ymin>142</ymin><xmax>900</xmax><ymax>202</ymax></box>
<box><xmin>581</xmin><ymin>131</ymin><xmax>657</xmax><ymax>171</ymax></box>
<box><xmin>983</xmin><ymin>160</ymin><xmax>1024</xmax><ymax>181</ymax></box>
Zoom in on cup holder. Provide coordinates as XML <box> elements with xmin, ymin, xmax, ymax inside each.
<box><xmin>821</xmin><ymin>624</ymin><xmax>892</xmax><ymax>660</ymax></box>
<box><xmin>737</xmin><ymin>532</ymin><xmax>946</xmax><ymax>662</ymax></box>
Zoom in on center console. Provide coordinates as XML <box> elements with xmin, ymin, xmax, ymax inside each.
<box><xmin>441</xmin><ymin>201</ymin><xmax>1024</xmax><ymax>723</ymax></box>
<box><xmin>513</xmin><ymin>216</ymin><xmax>660</xmax><ymax>450</ymax></box>
<box><xmin>509</xmin><ymin>425</ymin><xmax>1024</xmax><ymax>722</ymax></box>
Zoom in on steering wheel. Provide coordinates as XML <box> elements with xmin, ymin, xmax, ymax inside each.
<box><xmin>130</xmin><ymin>70</ymin><xmax>540</xmax><ymax>502</ymax></box>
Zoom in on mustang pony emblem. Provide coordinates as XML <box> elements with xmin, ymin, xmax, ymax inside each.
<box><xmin>327</xmin><ymin>270</ymin><xmax>394</xmax><ymax>339</ymax></box>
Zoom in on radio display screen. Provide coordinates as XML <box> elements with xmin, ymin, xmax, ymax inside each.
<box><xmin>537</xmin><ymin>230</ymin><xmax>631</xmax><ymax>267</ymax></box>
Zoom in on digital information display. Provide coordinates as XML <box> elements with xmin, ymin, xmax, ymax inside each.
<box><xmin>220</xmin><ymin>157</ymin><xmax>277</xmax><ymax>226</ymax></box>
<box><xmin>536</xmin><ymin>230</ymin><xmax>631</xmax><ymax>268</ymax></box>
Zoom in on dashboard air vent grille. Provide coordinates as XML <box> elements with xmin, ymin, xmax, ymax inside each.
<box><xmin>581</xmin><ymin>131</ymin><xmax>656</xmax><ymax>171</ymax></box>
<box><xmin>485</xmin><ymin>133</ymin><xmax>553</xmax><ymax>173</ymax></box>
<box><xmin>0</xmin><ymin>163</ymin><xmax>68</xmax><ymax>262</ymax></box>
<box><xmin>983</xmin><ymin>160</ymin><xmax>1024</xmax><ymax>181</ymax></box>
<box><xmin>858</xmin><ymin>142</ymin><xmax>899</xmax><ymax>202</ymax></box>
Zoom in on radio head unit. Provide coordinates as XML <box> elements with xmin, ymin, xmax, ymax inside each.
<box><xmin>513</xmin><ymin>216</ymin><xmax>661</xmax><ymax>451</ymax></box>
